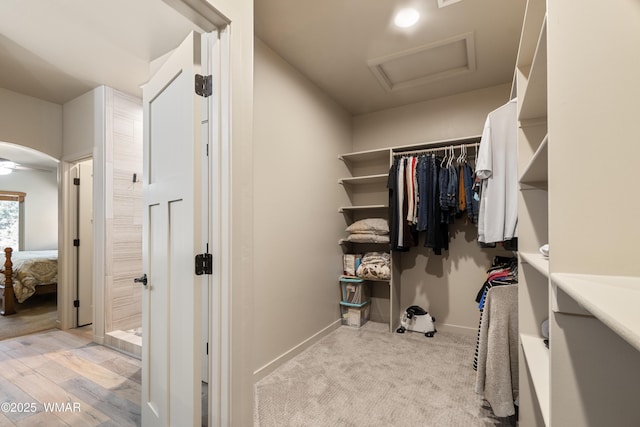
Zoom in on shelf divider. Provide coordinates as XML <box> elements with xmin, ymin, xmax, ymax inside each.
<box><xmin>520</xmin><ymin>251</ymin><xmax>549</xmax><ymax>278</ymax></box>
<box><xmin>519</xmin><ymin>17</ymin><xmax>547</xmax><ymax>121</ymax></box>
<box><xmin>520</xmin><ymin>134</ymin><xmax>548</xmax><ymax>184</ymax></box>
<box><xmin>552</xmin><ymin>273</ymin><xmax>640</xmax><ymax>353</ymax></box>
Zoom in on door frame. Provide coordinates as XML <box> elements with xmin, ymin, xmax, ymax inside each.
<box><xmin>59</xmin><ymin>154</ymin><xmax>98</xmax><ymax>331</ymax></box>
<box><xmin>56</xmin><ymin>1</ymin><xmax>252</xmax><ymax>424</ymax></box>
<box><xmin>74</xmin><ymin>158</ymin><xmax>94</xmax><ymax>327</ymax></box>
<box><xmin>146</xmin><ymin>2</ymin><xmax>239</xmax><ymax>425</ymax></box>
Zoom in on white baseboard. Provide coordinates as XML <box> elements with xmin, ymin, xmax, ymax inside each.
<box><xmin>253</xmin><ymin>319</ymin><xmax>341</xmax><ymax>383</ymax></box>
<box><xmin>92</xmin><ymin>333</ymin><xmax>105</xmax><ymax>345</ymax></box>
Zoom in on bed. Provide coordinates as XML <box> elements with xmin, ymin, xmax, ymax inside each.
<box><xmin>0</xmin><ymin>247</ymin><xmax>58</xmax><ymax>316</ymax></box>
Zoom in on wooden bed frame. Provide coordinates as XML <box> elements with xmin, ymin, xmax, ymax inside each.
<box><xmin>1</xmin><ymin>247</ymin><xmax>57</xmax><ymax>316</ymax></box>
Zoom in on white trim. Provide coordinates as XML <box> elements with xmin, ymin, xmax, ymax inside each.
<box><xmin>253</xmin><ymin>320</ymin><xmax>342</xmax><ymax>382</ymax></box>
<box><xmin>162</xmin><ymin>0</ymin><xmax>229</xmax><ymax>31</ymax></box>
<box><xmin>217</xmin><ymin>25</ymin><xmax>232</xmax><ymax>427</ymax></box>
<box><xmin>57</xmin><ymin>161</ymin><xmax>73</xmax><ymax>330</ymax></box>
<box><xmin>154</xmin><ymin>3</ymin><xmax>236</xmax><ymax>426</ymax></box>
<box><xmin>437</xmin><ymin>0</ymin><xmax>463</xmax><ymax>8</ymax></box>
<box><xmin>92</xmin><ymin>86</ymin><xmax>107</xmax><ymax>343</ymax></box>
<box><xmin>204</xmin><ymin>29</ymin><xmax>223</xmax><ymax>427</ymax></box>
<box><xmin>368</xmin><ymin>32</ymin><xmax>476</xmax><ymax>92</ymax></box>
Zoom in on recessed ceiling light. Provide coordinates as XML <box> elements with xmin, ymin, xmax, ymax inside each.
<box><xmin>0</xmin><ymin>159</ymin><xmax>15</xmax><ymax>169</ymax></box>
<box><xmin>394</xmin><ymin>8</ymin><xmax>420</xmax><ymax>28</ymax></box>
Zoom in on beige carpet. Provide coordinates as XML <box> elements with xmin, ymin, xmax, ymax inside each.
<box><xmin>255</xmin><ymin>322</ymin><xmax>516</xmax><ymax>427</ymax></box>
<box><xmin>0</xmin><ymin>293</ymin><xmax>57</xmax><ymax>341</ymax></box>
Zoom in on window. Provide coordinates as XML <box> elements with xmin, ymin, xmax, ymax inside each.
<box><xmin>0</xmin><ymin>191</ymin><xmax>25</xmax><ymax>250</ymax></box>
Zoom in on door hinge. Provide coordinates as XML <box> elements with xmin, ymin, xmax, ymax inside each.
<box><xmin>73</xmin><ymin>239</ymin><xmax>80</xmax><ymax>247</ymax></box>
<box><xmin>73</xmin><ymin>178</ymin><xmax>80</xmax><ymax>185</ymax></box>
<box><xmin>195</xmin><ymin>253</ymin><xmax>213</xmax><ymax>275</ymax></box>
<box><xmin>195</xmin><ymin>74</ymin><xmax>212</xmax><ymax>97</ymax></box>
<box><xmin>73</xmin><ymin>300</ymin><xmax>80</xmax><ymax>308</ymax></box>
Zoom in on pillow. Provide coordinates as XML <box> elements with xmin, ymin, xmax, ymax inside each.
<box><xmin>345</xmin><ymin>218</ymin><xmax>389</xmax><ymax>235</ymax></box>
<box><xmin>346</xmin><ymin>234</ymin><xmax>390</xmax><ymax>243</ymax></box>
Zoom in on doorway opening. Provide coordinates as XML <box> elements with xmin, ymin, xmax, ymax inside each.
<box><xmin>70</xmin><ymin>158</ymin><xmax>93</xmax><ymax>328</ymax></box>
<box><xmin>0</xmin><ymin>142</ymin><xmax>59</xmax><ymax>339</ymax></box>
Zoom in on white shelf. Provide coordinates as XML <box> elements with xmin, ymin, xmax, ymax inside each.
<box><xmin>520</xmin><ymin>251</ymin><xmax>549</xmax><ymax>278</ymax></box>
<box><xmin>392</xmin><ymin>135</ymin><xmax>481</xmax><ymax>154</ymax></box>
<box><xmin>521</xmin><ymin>334</ymin><xmax>550</xmax><ymax>426</ymax></box>
<box><xmin>519</xmin><ymin>18</ymin><xmax>547</xmax><ymax>121</ymax></box>
<box><xmin>520</xmin><ymin>334</ymin><xmax>550</xmax><ymax>426</ymax></box>
<box><xmin>339</xmin><ymin>238</ymin><xmax>390</xmax><ymax>246</ymax></box>
<box><xmin>339</xmin><ymin>148</ymin><xmax>389</xmax><ymax>163</ymax></box>
<box><xmin>339</xmin><ymin>174</ymin><xmax>388</xmax><ymax>186</ymax></box>
<box><xmin>338</xmin><ymin>135</ymin><xmax>483</xmax><ymax>163</ymax></box>
<box><xmin>516</xmin><ymin>0</ymin><xmax>547</xmax><ymax>71</ymax></box>
<box><xmin>552</xmin><ymin>273</ymin><xmax>640</xmax><ymax>353</ymax></box>
<box><xmin>339</xmin><ymin>205</ymin><xmax>387</xmax><ymax>213</ymax></box>
<box><xmin>519</xmin><ymin>134</ymin><xmax>548</xmax><ymax>185</ymax></box>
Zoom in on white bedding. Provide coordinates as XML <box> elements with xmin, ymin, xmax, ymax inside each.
<box><xmin>0</xmin><ymin>250</ymin><xmax>58</xmax><ymax>303</ymax></box>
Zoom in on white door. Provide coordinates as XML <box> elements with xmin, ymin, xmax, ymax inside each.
<box><xmin>141</xmin><ymin>31</ymin><xmax>208</xmax><ymax>426</ymax></box>
<box><xmin>76</xmin><ymin>159</ymin><xmax>93</xmax><ymax>326</ymax></box>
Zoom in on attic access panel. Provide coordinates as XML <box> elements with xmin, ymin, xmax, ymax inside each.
<box><xmin>437</xmin><ymin>0</ymin><xmax>464</xmax><ymax>8</ymax></box>
<box><xmin>368</xmin><ymin>32</ymin><xmax>476</xmax><ymax>92</ymax></box>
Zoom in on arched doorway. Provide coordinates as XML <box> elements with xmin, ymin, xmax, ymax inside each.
<box><xmin>0</xmin><ymin>141</ymin><xmax>60</xmax><ymax>339</ymax></box>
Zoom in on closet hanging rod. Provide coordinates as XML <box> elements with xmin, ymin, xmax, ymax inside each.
<box><xmin>392</xmin><ymin>141</ymin><xmax>480</xmax><ymax>157</ymax></box>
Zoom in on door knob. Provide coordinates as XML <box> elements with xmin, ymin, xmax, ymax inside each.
<box><xmin>134</xmin><ymin>274</ymin><xmax>148</xmax><ymax>286</ymax></box>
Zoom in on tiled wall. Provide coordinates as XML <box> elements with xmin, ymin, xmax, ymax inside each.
<box><xmin>104</xmin><ymin>89</ymin><xmax>143</xmax><ymax>333</ymax></box>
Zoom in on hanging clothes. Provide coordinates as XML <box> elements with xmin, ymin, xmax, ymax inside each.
<box><xmin>388</xmin><ymin>160</ymin><xmax>399</xmax><ymax>249</ymax></box>
<box><xmin>475</xmin><ymin>284</ymin><xmax>519</xmax><ymax>418</ymax></box>
<box><xmin>463</xmin><ymin>163</ymin><xmax>478</xmax><ymax>224</ymax></box>
<box><xmin>458</xmin><ymin>164</ymin><xmax>466</xmax><ymax>213</ymax></box>
<box><xmin>388</xmin><ymin>157</ymin><xmax>417</xmax><ymax>251</ymax></box>
<box><xmin>389</xmin><ymin>148</ymin><xmax>483</xmax><ymax>255</ymax></box>
<box><xmin>416</xmin><ymin>155</ymin><xmax>447</xmax><ymax>254</ymax></box>
<box><xmin>473</xmin><ymin>256</ymin><xmax>518</xmax><ymax>371</ymax></box>
<box><xmin>475</xmin><ymin>99</ymin><xmax>518</xmax><ymax>244</ymax></box>
<box><xmin>473</xmin><ymin>256</ymin><xmax>519</xmax><ymax>417</ymax></box>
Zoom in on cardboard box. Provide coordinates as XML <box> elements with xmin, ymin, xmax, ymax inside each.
<box><xmin>343</xmin><ymin>254</ymin><xmax>362</xmax><ymax>276</ymax></box>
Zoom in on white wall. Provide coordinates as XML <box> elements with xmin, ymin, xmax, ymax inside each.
<box><xmin>63</xmin><ymin>86</ymin><xmax>144</xmax><ymax>338</ymax></box>
<box><xmin>353</xmin><ymin>84</ymin><xmax>512</xmax><ymax>151</ymax></box>
<box><xmin>62</xmin><ymin>88</ymin><xmax>101</xmax><ymax>161</ymax></box>
<box><xmin>103</xmin><ymin>88</ymin><xmax>143</xmax><ymax>333</ymax></box>
<box><xmin>0</xmin><ymin>88</ymin><xmax>62</xmax><ymax>160</ymax></box>
<box><xmin>353</xmin><ymin>84</ymin><xmax>513</xmax><ymax>333</ymax></box>
<box><xmin>253</xmin><ymin>39</ymin><xmax>351</xmax><ymax>375</ymax></box>
<box><xmin>0</xmin><ymin>169</ymin><xmax>58</xmax><ymax>250</ymax></box>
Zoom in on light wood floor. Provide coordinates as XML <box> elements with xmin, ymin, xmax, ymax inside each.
<box><xmin>0</xmin><ymin>327</ymin><xmax>141</xmax><ymax>426</ymax></box>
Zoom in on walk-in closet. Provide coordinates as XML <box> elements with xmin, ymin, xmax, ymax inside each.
<box><xmin>253</xmin><ymin>0</ymin><xmax>640</xmax><ymax>425</ymax></box>
<box><xmin>1</xmin><ymin>0</ymin><xmax>638</xmax><ymax>425</ymax></box>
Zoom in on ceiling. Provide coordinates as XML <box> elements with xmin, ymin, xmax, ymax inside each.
<box><xmin>0</xmin><ymin>141</ymin><xmax>58</xmax><ymax>171</ymax></box>
<box><xmin>0</xmin><ymin>0</ymin><xmax>201</xmax><ymax>106</ymax></box>
<box><xmin>0</xmin><ymin>0</ymin><xmax>526</xmax><ymax>135</ymax></box>
<box><xmin>255</xmin><ymin>0</ymin><xmax>526</xmax><ymax>114</ymax></box>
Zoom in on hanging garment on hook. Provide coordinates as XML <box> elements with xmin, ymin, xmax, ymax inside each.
<box><xmin>475</xmin><ymin>100</ymin><xmax>518</xmax><ymax>244</ymax></box>
<box><xmin>463</xmin><ymin>163</ymin><xmax>478</xmax><ymax>224</ymax></box>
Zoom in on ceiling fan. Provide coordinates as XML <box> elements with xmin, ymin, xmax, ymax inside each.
<box><xmin>0</xmin><ymin>158</ymin><xmax>52</xmax><ymax>175</ymax></box>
